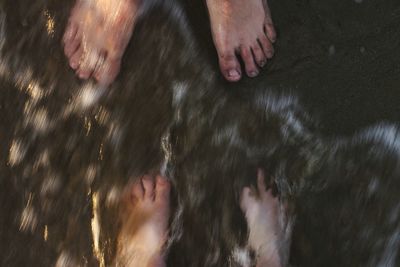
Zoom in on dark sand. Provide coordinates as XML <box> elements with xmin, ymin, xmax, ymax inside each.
<box><xmin>183</xmin><ymin>0</ymin><xmax>400</xmax><ymax>136</ymax></box>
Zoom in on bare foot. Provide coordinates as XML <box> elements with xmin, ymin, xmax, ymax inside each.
<box><xmin>240</xmin><ymin>169</ymin><xmax>282</xmax><ymax>267</ymax></box>
<box><xmin>62</xmin><ymin>0</ymin><xmax>141</xmax><ymax>86</ymax></box>
<box><xmin>116</xmin><ymin>174</ymin><xmax>170</xmax><ymax>267</ymax></box>
<box><xmin>206</xmin><ymin>0</ymin><xmax>276</xmax><ymax>82</ymax></box>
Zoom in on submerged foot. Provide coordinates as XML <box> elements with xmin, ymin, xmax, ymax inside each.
<box><xmin>206</xmin><ymin>0</ymin><xmax>276</xmax><ymax>82</ymax></box>
<box><xmin>240</xmin><ymin>169</ymin><xmax>282</xmax><ymax>267</ymax></box>
<box><xmin>117</xmin><ymin>174</ymin><xmax>170</xmax><ymax>267</ymax></box>
<box><xmin>63</xmin><ymin>0</ymin><xmax>141</xmax><ymax>86</ymax></box>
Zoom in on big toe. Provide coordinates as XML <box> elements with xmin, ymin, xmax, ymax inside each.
<box><xmin>217</xmin><ymin>49</ymin><xmax>242</xmax><ymax>82</ymax></box>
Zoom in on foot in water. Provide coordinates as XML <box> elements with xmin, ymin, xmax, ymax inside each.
<box><xmin>62</xmin><ymin>0</ymin><xmax>141</xmax><ymax>86</ymax></box>
<box><xmin>240</xmin><ymin>169</ymin><xmax>282</xmax><ymax>267</ymax></box>
<box><xmin>117</xmin><ymin>174</ymin><xmax>170</xmax><ymax>267</ymax></box>
<box><xmin>206</xmin><ymin>0</ymin><xmax>276</xmax><ymax>82</ymax></box>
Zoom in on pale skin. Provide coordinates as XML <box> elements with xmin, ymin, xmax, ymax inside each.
<box><xmin>63</xmin><ymin>0</ymin><xmax>140</xmax><ymax>86</ymax></box>
<box><xmin>240</xmin><ymin>169</ymin><xmax>282</xmax><ymax>267</ymax></box>
<box><xmin>206</xmin><ymin>0</ymin><xmax>276</xmax><ymax>81</ymax></box>
<box><xmin>62</xmin><ymin>0</ymin><xmax>276</xmax><ymax>86</ymax></box>
<box><xmin>116</xmin><ymin>169</ymin><xmax>282</xmax><ymax>267</ymax></box>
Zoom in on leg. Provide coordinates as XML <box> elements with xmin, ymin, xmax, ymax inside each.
<box><xmin>62</xmin><ymin>0</ymin><xmax>141</xmax><ymax>86</ymax></box>
<box><xmin>116</xmin><ymin>174</ymin><xmax>170</xmax><ymax>267</ymax></box>
<box><xmin>206</xmin><ymin>0</ymin><xmax>276</xmax><ymax>82</ymax></box>
<box><xmin>240</xmin><ymin>169</ymin><xmax>282</xmax><ymax>267</ymax></box>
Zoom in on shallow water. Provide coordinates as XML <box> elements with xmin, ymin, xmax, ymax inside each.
<box><xmin>1</xmin><ymin>0</ymin><xmax>400</xmax><ymax>266</ymax></box>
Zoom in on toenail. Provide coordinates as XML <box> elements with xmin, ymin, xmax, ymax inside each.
<box><xmin>70</xmin><ymin>60</ymin><xmax>79</xmax><ymax>69</ymax></box>
<box><xmin>228</xmin><ymin>69</ymin><xmax>241</xmax><ymax>78</ymax></box>
<box><xmin>249</xmin><ymin>70</ymin><xmax>259</xmax><ymax>77</ymax></box>
<box><xmin>259</xmin><ymin>60</ymin><xmax>266</xmax><ymax>67</ymax></box>
<box><xmin>78</xmin><ymin>72</ymin><xmax>90</xmax><ymax>79</ymax></box>
<box><xmin>158</xmin><ymin>178</ymin><xmax>168</xmax><ymax>185</ymax></box>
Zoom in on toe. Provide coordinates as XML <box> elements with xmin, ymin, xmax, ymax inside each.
<box><xmin>76</xmin><ymin>64</ymin><xmax>92</xmax><ymax>80</ymax></box>
<box><xmin>64</xmin><ymin>30</ymin><xmax>81</xmax><ymax>58</ymax></box>
<box><xmin>252</xmin><ymin>42</ymin><xmax>267</xmax><ymax>68</ymax></box>
<box><xmin>155</xmin><ymin>175</ymin><xmax>171</xmax><ymax>203</ymax></box>
<box><xmin>257</xmin><ymin>169</ymin><xmax>267</xmax><ymax>193</ymax></box>
<box><xmin>142</xmin><ymin>175</ymin><xmax>155</xmax><ymax>200</ymax></box>
<box><xmin>217</xmin><ymin>49</ymin><xmax>242</xmax><ymax>82</ymax></box>
<box><xmin>62</xmin><ymin>22</ymin><xmax>77</xmax><ymax>45</ymax></box>
<box><xmin>263</xmin><ymin>5</ymin><xmax>277</xmax><ymax>43</ymax></box>
<box><xmin>69</xmin><ymin>46</ymin><xmax>83</xmax><ymax>70</ymax></box>
<box><xmin>259</xmin><ymin>34</ymin><xmax>274</xmax><ymax>59</ymax></box>
<box><xmin>240</xmin><ymin>46</ymin><xmax>259</xmax><ymax>78</ymax></box>
<box><xmin>77</xmin><ymin>49</ymin><xmax>101</xmax><ymax>79</ymax></box>
<box><xmin>264</xmin><ymin>21</ymin><xmax>277</xmax><ymax>43</ymax></box>
<box><xmin>131</xmin><ymin>180</ymin><xmax>144</xmax><ymax>200</ymax></box>
<box><xmin>94</xmin><ymin>57</ymin><xmax>121</xmax><ymax>87</ymax></box>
